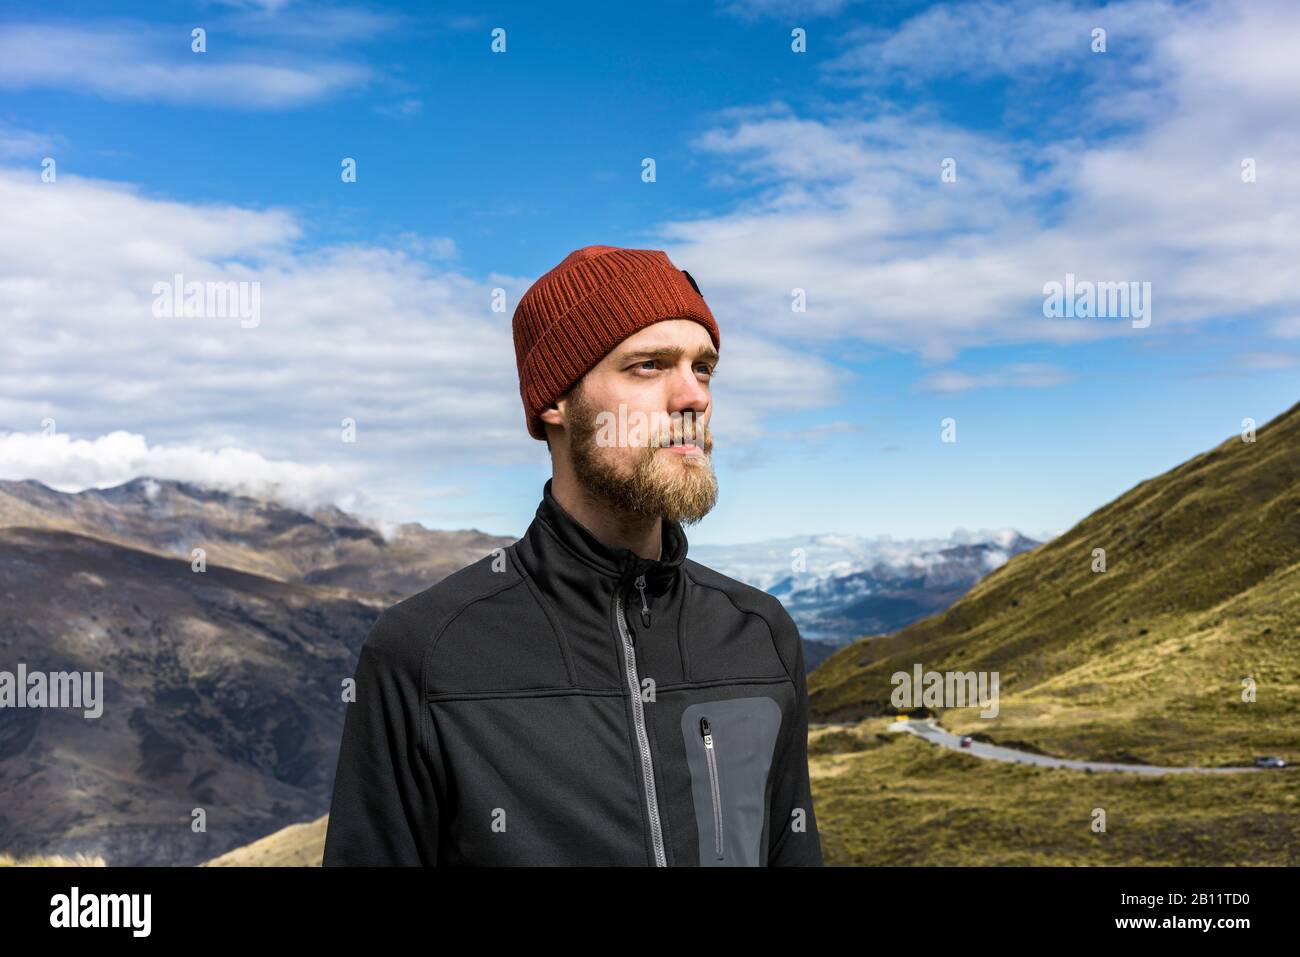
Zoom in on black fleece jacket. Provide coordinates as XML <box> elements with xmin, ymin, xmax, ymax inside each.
<box><xmin>321</xmin><ymin>478</ymin><xmax>823</xmax><ymax>866</ymax></box>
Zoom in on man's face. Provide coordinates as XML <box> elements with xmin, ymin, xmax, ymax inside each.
<box><xmin>560</xmin><ymin>319</ymin><xmax>718</xmax><ymax>526</ymax></box>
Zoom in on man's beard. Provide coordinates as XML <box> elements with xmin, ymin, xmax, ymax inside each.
<box><xmin>566</xmin><ymin>387</ymin><xmax>719</xmax><ymax>526</ymax></box>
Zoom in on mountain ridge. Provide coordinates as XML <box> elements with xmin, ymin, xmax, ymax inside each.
<box><xmin>807</xmin><ymin>400</ymin><xmax>1300</xmax><ymax>767</ymax></box>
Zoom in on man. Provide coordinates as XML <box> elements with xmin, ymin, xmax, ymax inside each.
<box><xmin>322</xmin><ymin>245</ymin><xmax>824</xmax><ymax>866</ymax></box>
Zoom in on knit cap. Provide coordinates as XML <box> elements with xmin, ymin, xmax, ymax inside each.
<box><xmin>512</xmin><ymin>245</ymin><xmax>720</xmax><ymax>441</ymax></box>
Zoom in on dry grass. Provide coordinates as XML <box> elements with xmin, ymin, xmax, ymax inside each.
<box><xmin>0</xmin><ymin>852</ymin><xmax>106</xmax><ymax>867</ymax></box>
<box><xmin>810</xmin><ymin>719</ymin><xmax>1300</xmax><ymax>866</ymax></box>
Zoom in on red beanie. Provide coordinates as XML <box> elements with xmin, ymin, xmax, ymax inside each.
<box><xmin>512</xmin><ymin>245</ymin><xmax>721</xmax><ymax>441</ymax></box>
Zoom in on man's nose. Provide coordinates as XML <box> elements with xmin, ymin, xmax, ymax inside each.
<box><xmin>663</xmin><ymin>368</ymin><xmax>709</xmax><ymax>436</ymax></box>
<box><xmin>667</xmin><ymin>363</ymin><xmax>710</xmax><ymax>408</ymax></box>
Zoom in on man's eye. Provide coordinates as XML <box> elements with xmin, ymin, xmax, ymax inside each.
<box><xmin>631</xmin><ymin>361</ymin><xmax>715</xmax><ymax>376</ymax></box>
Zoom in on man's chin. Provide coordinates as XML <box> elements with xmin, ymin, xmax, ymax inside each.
<box><xmin>654</xmin><ymin>463</ymin><xmax>718</xmax><ymax>525</ymax></box>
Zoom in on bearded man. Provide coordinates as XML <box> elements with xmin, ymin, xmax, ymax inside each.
<box><xmin>323</xmin><ymin>245</ymin><xmax>823</xmax><ymax>867</ymax></box>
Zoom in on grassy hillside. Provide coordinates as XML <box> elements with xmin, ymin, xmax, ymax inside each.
<box><xmin>809</xmin><ymin>720</ymin><xmax>1300</xmax><ymax>865</ymax></box>
<box><xmin>201</xmin><ymin>816</ymin><xmax>327</xmax><ymax>866</ymax></box>
<box><xmin>809</xmin><ymin>402</ymin><xmax>1300</xmax><ymax>768</ymax></box>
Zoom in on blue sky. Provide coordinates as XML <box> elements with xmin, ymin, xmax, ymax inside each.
<box><xmin>0</xmin><ymin>0</ymin><xmax>1296</xmax><ymax>545</ymax></box>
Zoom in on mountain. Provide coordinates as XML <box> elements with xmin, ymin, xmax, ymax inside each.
<box><xmin>0</xmin><ymin>477</ymin><xmax>506</xmax><ymax>604</ymax></box>
<box><xmin>691</xmin><ymin>531</ymin><xmax>1041</xmax><ymax>660</ymax></box>
<box><xmin>808</xmin><ymin>401</ymin><xmax>1300</xmax><ymax>768</ymax></box>
<box><xmin>0</xmin><ymin>479</ymin><xmax>515</xmax><ymax>865</ymax></box>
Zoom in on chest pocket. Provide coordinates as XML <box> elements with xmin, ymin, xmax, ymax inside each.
<box><xmin>680</xmin><ymin>696</ymin><xmax>783</xmax><ymax>866</ymax></box>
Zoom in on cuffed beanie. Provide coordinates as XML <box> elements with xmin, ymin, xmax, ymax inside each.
<box><xmin>512</xmin><ymin>245</ymin><xmax>720</xmax><ymax>441</ymax></box>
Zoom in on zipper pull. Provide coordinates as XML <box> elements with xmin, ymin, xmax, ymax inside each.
<box><xmin>635</xmin><ymin>573</ymin><xmax>651</xmax><ymax>627</ymax></box>
<box><xmin>700</xmin><ymin>716</ymin><xmax>713</xmax><ymax>748</ymax></box>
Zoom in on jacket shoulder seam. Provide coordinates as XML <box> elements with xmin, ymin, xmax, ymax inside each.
<box><xmin>505</xmin><ymin>541</ymin><xmax>578</xmax><ymax>686</ymax></box>
<box><xmin>402</xmin><ymin>571</ymin><xmax>526</xmax><ymax>758</ymax></box>
<box><xmin>419</xmin><ymin>573</ymin><xmax>527</xmax><ymax>685</ymax></box>
<box><xmin>683</xmin><ymin>565</ymin><xmax>794</xmax><ymax>685</ymax></box>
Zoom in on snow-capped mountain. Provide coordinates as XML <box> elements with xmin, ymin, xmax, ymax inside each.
<box><xmin>690</xmin><ymin>530</ymin><xmax>1042</xmax><ymax>662</ymax></box>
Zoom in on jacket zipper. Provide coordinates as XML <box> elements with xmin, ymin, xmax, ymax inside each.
<box><xmin>616</xmin><ymin>588</ymin><xmax>667</xmax><ymax>867</ymax></box>
<box><xmin>635</xmin><ymin>573</ymin><xmax>651</xmax><ymax>627</ymax></box>
<box><xmin>700</xmin><ymin>716</ymin><xmax>724</xmax><ymax>859</ymax></box>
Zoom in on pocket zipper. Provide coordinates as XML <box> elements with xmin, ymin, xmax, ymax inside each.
<box><xmin>699</xmin><ymin>716</ymin><xmax>724</xmax><ymax>860</ymax></box>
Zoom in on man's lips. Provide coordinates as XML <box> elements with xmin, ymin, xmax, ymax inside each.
<box><xmin>658</xmin><ymin>442</ymin><xmax>702</xmax><ymax>454</ymax></box>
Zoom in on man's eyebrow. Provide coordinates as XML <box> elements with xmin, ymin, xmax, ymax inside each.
<box><xmin>619</xmin><ymin>345</ymin><xmax>720</xmax><ymax>365</ymax></box>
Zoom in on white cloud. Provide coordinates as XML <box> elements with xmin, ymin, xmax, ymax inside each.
<box><xmin>0</xmin><ymin>162</ymin><xmax>530</xmax><ymax>514</ymax></box>
<box><xmin>0</xmin><ymin>159</ymin><xmax>847</xmax><ymax>514</ymax></box>
<box><xmin>0</xmin><ymin>23</ymin><xmax>371</xmax><ymax>108</ymax></box>
<box><xmin>652</xmin><ymin>0</ymin><xmax>1300</xmax><ymax>363</ymax></box>
<box><xmin>218</xmin><ymin>4</ymin><xmax>404</xmax><ymax>45</ymax></box>
<box><xmin>824</xmin><ymin>0</ymin><xmax>1167</xmax><ymax>84</ymax></box>
<box><xmin>0</xmin><ymin>120</ymin><xmax>58</xmax><ymax>159</ymax></box>
<box><xmin>717</xmin><ymin>0</ymin><xmax>860</xmax><ymax>21</ymax></box>
<box><xmin>214</xmin><ymin>0</ymin><xmax>298</xmax><ymax>11</ymax></box>
<box><xmin>951</xmin><ymin>526</ymin><xmax>1029</xmax><ymax>547</ymax></box>
<box><xmin>0</xmin><ymin>429</ymin><xmax>478</xmax><ymax>528</ymax></box>
<box><xmin>0</xmin><ymin>429</ymin><xmax>357</xmax><ymax>510</ymax></box>
<box><xmin>915</xmin><ymin>363</ymin><xmax>1073</xmax><ymax>393</ymax></box>
<box><xmin>1189</xmin><ymin>348</ymin><xmax>1300</xmax><ymax>379</ymax></box>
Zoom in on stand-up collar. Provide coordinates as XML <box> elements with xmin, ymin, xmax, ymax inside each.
<box><xmin>531</xmin><ymin>477</ymin><xmax>688</xmax><ymax>589</ymax></box>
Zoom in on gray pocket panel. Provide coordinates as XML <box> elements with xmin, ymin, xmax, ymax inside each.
<box><xmin>680</xmin><ymin>696</ymin><xmax>783</xmax><ymax>866</ymax></box>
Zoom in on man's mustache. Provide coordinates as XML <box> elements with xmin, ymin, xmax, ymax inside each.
<box><xmin>653</xmin><ymin>427</ymin><xmax>710</xmax><ymax>449</ymax></box>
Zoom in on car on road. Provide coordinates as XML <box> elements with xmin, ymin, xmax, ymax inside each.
<box><xmin>960</xmin><ymin>735</ymin><xmax>973</xmax><ymax>748</ymax></box>
<box><xmin>1254</xmin><ymin>755</ymin><xmax>1287</xmax><ymax>768</ymax></box>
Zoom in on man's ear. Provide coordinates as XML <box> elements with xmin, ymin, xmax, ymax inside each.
<box><xmin>539</xmin><ymin>400</ymin><xmax>564</xmax><ymax>452</ymax></box>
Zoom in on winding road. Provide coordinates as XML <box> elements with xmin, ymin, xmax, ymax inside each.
<box><xmin>885</xmin><ymin>718</ymin><xmax>1285</xmax><ymax>775</ymax></box>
